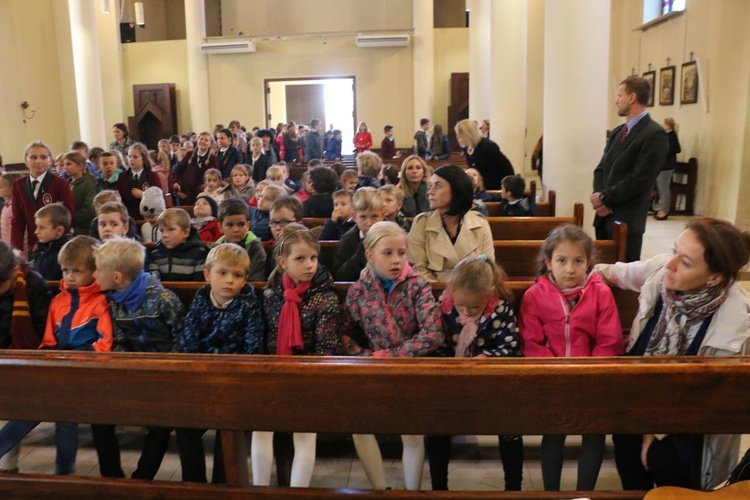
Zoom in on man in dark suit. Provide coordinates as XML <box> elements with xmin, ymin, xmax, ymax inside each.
<box><xmin>591</xmin><ymin>76</ymin><xmax>668</xmax><ymax>262</ymax></box>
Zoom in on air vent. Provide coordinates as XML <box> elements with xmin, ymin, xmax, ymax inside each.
<box><xmin>355</xmin><ymin>34</ymin><xmax>410</xmax><ymax>48</ymax></box>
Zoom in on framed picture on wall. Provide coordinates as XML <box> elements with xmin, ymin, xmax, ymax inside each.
<box><xmin>659</xmin><ymin>66</ymin><xmax>675</xmax><ymax>105</ymax></box>
<box><xmin>643</xmin><ymin>71</ymin><xmax>656</xmax><ymax>107</ymax></box>
<box><xmin>681</xmin><ymin>61</ymin><xmax>699</xmax><ymax>104</ymax></box>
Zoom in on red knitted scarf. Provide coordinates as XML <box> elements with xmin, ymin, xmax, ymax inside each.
<box><xmin>9</xmin><ymin>271</ymin><xmax>39</xmax><ymax>349</ymax></box>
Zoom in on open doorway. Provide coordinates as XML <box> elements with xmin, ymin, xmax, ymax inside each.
<box><xmin>265</xmin><ymin>77</ymin><xmax>356</xmax><ymax>153</ymax></box>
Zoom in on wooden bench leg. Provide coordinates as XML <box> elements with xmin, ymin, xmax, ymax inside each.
<box><xmin>220</xmin><ymin>430</ymin><xmax>249</xmax><ymax>486</ymax></box>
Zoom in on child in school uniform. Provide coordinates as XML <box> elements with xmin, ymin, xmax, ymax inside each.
<box><xmin>253</xmin><ymin>224</ymin><xmax>344</xmax><ymax>487</ymax></box>
<box><xmin>28</xmin><ymin>203</ymin><xmax>72</xmax><ymax>281</ymax></box>
<box><xmin>214</xmin><ymin>198</ymin><xmax>267</xmax><ymax>281</ymax></box>
<box><xmin>345</xmin><ymin>221</ymin><xmax>444</xmax><ymax>491</ymax></box>
<box><xmin>426</xmin><ymin>256</ymin><xmax>524</xmax><ymax>491</ymax></box>
<box><xmin>117</xmin><ymin>143</ymin><xmax>163</xmax><ymax>220</ymax></box>
<box><xmin>318</xmin><ymin>189</ymin><xmax>355</xmax><ymax>241</ymax></box>
<box><xmin>377</xmin><ymin>184</ymin><xmax>411</xmax><ymax>232</ymax></box>
<box><xmin>175</xmin><ymin>243</ymin><xmax>264</xmax><ymax>483</ymax></box>
<box><xmin>250</xmin><ymin>184</ymin><xmax>284</xmax><ymax>242</ymax></box>
<box><xmin>191</xmin><ymin>193</ymin><xmax>222</xmax><ymax>243</ymax></box>
<box><xmin>0</xmin><ymin>236</ymin><xmax>112</xmax><ymax>476</ymax></box>
<box><xmin>91</xmin><ymin>238</ymin><xmax>184</xmax><ymax>480</ymax></box>
<box><xmin>519</xmin><ymin>224</ymin><xmax>624</xmax><ymax>491</ymax></box>
<box><xmin>139</xmin><ymin>186</ymin><xmax>166</xmax><ymax>243</ymax></box>
<box><xmin>148</xmin><ymin>208</ymin><xmax>208</xmax><ymax>282</ymax></box>
<box><xmin>0</xmin><ymin>241</ymin><xmax>52</xmax><ymax>474</ymax></box>
<box><xmin>332</xmin><ymin>188</ymin><xmax>384</xmax><ymax>281</ymax></box>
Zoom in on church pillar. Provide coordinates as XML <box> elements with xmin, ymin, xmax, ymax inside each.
<box><xmin>468</xmin><ymin>0</ymin><xmax>491</xmax><ymax>122</ymax></box>
<box><xmin>184</xmin><ymin>0</ymin><xmax>210</xmax><ymax>132</ymax></box>
<box><xmin>413</xmin><ymin>0</ymin><xmax>434</xmax><ymax>127</ymax></box>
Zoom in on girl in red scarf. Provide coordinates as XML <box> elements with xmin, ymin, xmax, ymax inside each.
<box><xmin>519</xmin><ymin>225</ymin><xmax>623</xmax><ymax>491</ymax></box>
<box><xmin>254</xmin><ymin>224</ymin><xmax>343</xmax><ymax>487</ymax></box>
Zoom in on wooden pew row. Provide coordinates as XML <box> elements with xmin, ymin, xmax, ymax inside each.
<box><xmin>2</xmin><ymin>352</ymin><xmax>750</xmax><ymax>499</ymax></box>
<box><xmin>485</xmin><ymin>189</ymin><xmax>556</xmax><ymax>217</ymax></box>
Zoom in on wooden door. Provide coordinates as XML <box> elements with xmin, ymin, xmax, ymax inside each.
<box><xmin>285</xmin><ymin>84</ymin><xmax>326</xmax><ymax>127</ymax></box>
<box><xmin>448</xmin><ymin>72</ymin><xmax>469</xmax><ymax>151</ymax></box>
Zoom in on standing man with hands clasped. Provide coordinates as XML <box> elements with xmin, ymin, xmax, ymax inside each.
<box><xmin>591</xmin><ymin>76</ymin><xmax>668</xmax><ymax>262</ymax></box>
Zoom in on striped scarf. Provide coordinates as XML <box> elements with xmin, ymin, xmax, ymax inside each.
<box><xmin>9</xmin><ymin>270</ymin><xmax>39</xmax><ymax>349</ymax></box>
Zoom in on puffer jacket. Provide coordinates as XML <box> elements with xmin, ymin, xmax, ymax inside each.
<box><xmin>263</xmin><ymin>265</ymin><xmax>343</xmax><ymax>355</ymax></box>
<box><xmin>148</xmin><ymin>227</ymin><xmax>208</xmax><ymax>281</ymax></box>
<box><xmin>519</xmin><ymin>273</ymin><xmax>623</xmax><ymax>358</ymax></box>
<box><xmin>345</xmin><ymin>264</ymin><xmax>444</xmax><ymax>357</ymax></box>
<box><xmin>179</xmin><ymin>284</ymin><xmax>263</xmax><ymax>354</ymax></box>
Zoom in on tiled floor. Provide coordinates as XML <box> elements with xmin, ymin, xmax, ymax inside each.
<box><xmin>7</xmin><ymin>214</ymin><xmax>749</xmax><ymax>491</ymax></box>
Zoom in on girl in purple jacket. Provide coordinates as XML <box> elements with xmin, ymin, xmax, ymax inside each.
<box><xmin>519</xmin><ymin>224</ymin><xmax>623</xmax><ymax>491</ymax></box>
<box><xmin>346</xmin><ymin>221</ymin><xmax>444</xmax><ymax>490</ymax></box>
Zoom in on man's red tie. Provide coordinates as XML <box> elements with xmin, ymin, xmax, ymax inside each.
<box><xmin>620</xmin><ymin>126</ymin><xmax>628</xmax><ymax>143</ymax></box>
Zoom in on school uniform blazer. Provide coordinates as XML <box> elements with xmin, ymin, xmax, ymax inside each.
<box><xmin>217</xmin><ymin>146</ymin><xmax>243</xmax><ymax>179</ymax></box>
<box><xmin>593</xmin><ymin>113</ymin><xmax>668</xmax><ymax>237</ymax></box>
<box><xmin>251</xmin><ymin>154</ymin><xmax>272</xmax><ymax>183</ymax></box>
<box><xmin>117</xmin><ymin>168</ymin><xmax>163</xmax><ymax>220</ymax></box>
<box><xmin>11</xmin><ymin>173</ymin><xmax>75</xmax><ymax>250</ymax></box>
<box><xmin>407</xmin><ymin>209</ymin><xmax>494</xmax><ymax>283</ymax></box>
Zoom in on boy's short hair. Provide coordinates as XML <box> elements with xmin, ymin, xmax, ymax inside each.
<box><xmin>35</xmin><ymin>203</ymin><xmax>71</xmax><ymax>231</ymax></box>
<box><xmin>265</xmin><ymin>165</ymin><xmax>283</xmax><ymax>179</ymax></box>
<box><xmin>0</xmin><ymin>241</ymin><xmax>18</xmax><ymax>282</ymax></box>
<box><xmin>309</xmin><ymin>118</ymin><xmax>320</xmax><ymax>128</ymax></box>
<box><xmin>307</xmin><ymin>159</ymin><xmax>323</xmax><ymax>169</ymax></box>
<box><xmin>270</xmin><ymin>196</ymin><xmax>304</xmax><ymax>221</ymax></box>
<box><xmin>329</xmin><ymin>162</ymin><xmax>345</xmax><ymax>177</ymax></box>
<box><xmin>308</xmin><ymin>166</ymin><xmax>338</xmax><ymax>194</ymax></box>
<box><xmin>205</xmin><ymin>243</ymin><xmax>250</xmax><ymax>275</ymax></box>
<box><xmin>381</xmin><ymin>164</ymin><xmax>400</xmax><ymax>185</ymax></box>
<box><xmin>94</xmin><ymin>190</ymin><xmax>122</xmax><ymax>212</ymax></box>
<box><xmin>98</xmin><ymin>202</ymin><xmax>129</xmax><ymax>224</ymax></box>
<box><xmin>94</xmin><ymin>238</ymin><xmax>145</xmax><ymax>281</ymax></box>
<box><xmin>333</xmin><ymin>189</ymin><xmax>354</xmax><ymax>203</ymax></box>
<box><xmin>157</xmin><ymin>208</ymin><xmax>191</xmax><ymax>230</ymax></box>
<box><xmin>261</xmin><ymin>184</ymin><xmax>285</xmax><ymax>203</ymax></box>
<box><xmin>340</xmin><ymin>169</ymin><xmax>358</xmax><ymax>183</ymax></box>
<box><xmin>384</xmin><ymin>125</ymin><xmax>394</xmax><ymax>133</ymax></box>
<box><xmin>218</xmin><ymin>197</ymin><xmax>250</xmax><ymax>223</ymax></box>
<box><xmin>357</xmin><ymin>152</ymin><xmax>383</xmax><ymax>178</ymax></box>
<box><xmin>169</xmin><ymin>135</ymin><xmax>181</xmax><ymax>144</ymax></box>
<box><xmin>352</xmin><ymin>187</ymin><xmax>382</xmax><ymax>213</ymax></box>
<box><xmin>377</xmin><ymin>184</ymin><xmax>404</xmax><ymax>203</ymax></box>
<box><xmin>58</xmin><ymin>235</ymin><xmax>99</xmax><ymax>270</ymax></box>
<box><xmin>502</xmin><ymin>175</ymin><xmax>526</xmax><ymax>199</ymax></box>
<box><xmin>70</xmin><ymin>140</ymin><xmax>89</xmax><ymax>153</ymax></box>
<box><xmin>420</xmin><ymin>118</ymin><xmax>430</xmax><ymax>127</ymax></box>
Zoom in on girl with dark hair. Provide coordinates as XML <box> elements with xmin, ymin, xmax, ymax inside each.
<box><xmin>109</xmin><ymin>123</ymin><xmax>135</xmax><ymax>157</ymax></box>
<box><xmin>407</xmin><ymin>165</ymin><xmax>494</xmax><ymax>282</ymax></box>
<box><xmin>117</xmin><ymin>143</ymin><xmax>163</xmax><ymax>219</ymax></box>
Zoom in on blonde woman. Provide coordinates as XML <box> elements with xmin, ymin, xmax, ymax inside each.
<box><xmin>454</xmin><ymin>119</ymin><xmax>514</xmax><ymax>190</ymax></box>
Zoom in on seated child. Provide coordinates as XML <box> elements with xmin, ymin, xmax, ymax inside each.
<box><xmin>90</xmin><ymin>192</ymin><xmax>140</xmax><ymax>241</ymax></box>
<box><xmin>380</xmin><ymin>164</ymin><xmax>400</xmax><ymax>186</ymax></box>
<box><xmin>377</xmin><ymin>185</ymin><xmax>410</xmax><ymax>232</ymax></box>
<box><xmin>277</xmin><ymin>161</ymin><xmax>300</xmax><ymax>194</ymax></box>
<box><xmin>95</xmin><ymin>151</ymin><xmax>124</xmax><ymax>192</ymax></box>
<box><xmin>201</xmin><ymin>168</ymin><xmax>225</xmax><ymax>204</ymax></box>
<box><xmin>264</xmin><ymin>165</ymin><xmax>286</xmax><ymax>189</ymax></box>
<box><xmin>175</xmin><ymin>243</ymin><xmax>264</xmax><ymax>483</ymax></box>
<box><xmin>265</xmin><ymin>196</ymin><xmax>304</xmax><ymax>278</ymax></box>
<box><xmin>294</xmin><ymin>171</ymin><xmax>311</xmax><ymax>203</ymax></box>
<box><xmin>248</xmin><ymin>180</ymin><xmax>269</xmax><ymax>208</ymax></box>
<box><xmin>329</xmin><ymin>162</ymin><xmax>346</xmax><ymax>180</ymax></box>
<box><xmin>139</xmin><ymin>186</ymin><xmax>166</xmax><ymax>243</ymax></box>
<box><xmin>214</xmin><ymin>198</ymin><xmax>267</xmax><ymax>281</ymax></box>
<box><xmin>0</xmin><ymin>241</ymin><xmax>52</xmax><ymax>473</ymax></box>
<box><xmin>340</xmin><ymin>169</ymin><xmax>358</xmax><ymax>192</ymax></box>
<box><xmin>500</xmin><ymin>175</ymin><xmax>534</xmax><ymax>216</ymax></box>
<box><xmin>96</xmin><ymin>201</ymin><xmax>136</xmax><ymax>241</ymax></box>
<box><xmin>28</xmin><ymin>203</ymin><xmax>72</xmax><ymax>281</ymax></box>
<box><xmin>148</xmin><ymin>208</ymin><xmax>208</xmax><ymax>282</ymax></box>
<box><xmin>307</xmin><ymin>158</ymin><xmax>323</xmax><ymax>170</ymax></box>
<box><xmin>251</xmin><ymin>184</ymin><xmax>285</xmax><ymax>242</ymax></box>
<box><xmin>91</xmin><ymin>238</ymin><xmax>184</xmax><ymax>480</ymax></box>
<box><xmin>302</xmin><ymin>166</ymin><xmax>338</xmax><ymax>218</ymax></box>
<box><xmin>324</xmin><ymin>130</ymin><xmax>342</xmax><ymax>161</ymax></box>
<box><xmin>356</xmin><ymin>152</ymin><xmax>382</xmax><ymax>189</ymax></box>
<box><xmin>192</xmin><ymin>193</ymin><xmax>222</xmax><ymax>243</ymax></box>
<box><xmin>0</xmin><ymin>236</ymin><xmax>112</xmax><ymax>476</ymax></box>
<box><xmin>332</xmin><ymin>187</ymin><xmax>384</xmax><ymax>281</ymax></box>
<box><xmin>220</xmin><ymin>165</ymin><xmax>254</xmax><ymax>204</ymax></box>
<box><xmin>319</xmin><ymin>189</ymin><xmax>355</xmax><ymax>241</ymax></box>
<box><xmin>466</xmin><ymin>168</ymin><xmax>490</xmax><ymax>201</ymax></box>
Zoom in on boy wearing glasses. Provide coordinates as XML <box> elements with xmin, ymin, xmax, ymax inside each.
<box><xmin>264</xmin><ymin>197</ymin><xmax>304</xmax><ymax>278</ymax></box>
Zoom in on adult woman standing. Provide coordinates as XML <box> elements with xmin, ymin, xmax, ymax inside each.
<box><xmin>596</xmin><ymin>218</ymin><xmax>750</xmax><ymax>491</ymax></box>
<box><xmin>109</xmin><ymin>123</ymin><xmax>136</xmax><ymax>158</ymax></box>
<box><xmin>399</xmin><ymin>155</ymin><xmax>431</xmax><ymax>217</ymax></box>
<box><xmin>455</xmin><ymin>119</ymin><xmax>514</xmax><ymax>190</ymax></box>
<box><xmin>11</xmin><ymin>141</ymin><xmax>75</xmax><ymax>252</ymax></box>
<box><xmin>407</xmin><ymin>165</ymin><xmax>494</xmax><ymax>282</ymax></box>
<box><xmin>654</xmin><ymin>118</ymin><xmax>681</xmax><ymax>221</ymax></box>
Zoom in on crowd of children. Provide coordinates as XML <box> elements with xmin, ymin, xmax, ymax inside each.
<box><xmin>0</xmin><ymin>125</ymin><xmax>606</xmax><ymax>493</ymax></box>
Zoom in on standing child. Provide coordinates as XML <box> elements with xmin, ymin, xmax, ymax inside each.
<box><xmin>253</xmin><ymin>224</ymin><xmax>343</xmax><ymax>487</ymax></box>
<box><xmin>332</xmin><ymin>187</ymin><xmax>384</xmax><ymax>281</ymax></box>
<box><xmin>426</xmin><ymin>256</ymin><xmax>524</xmax><ymax>491</ymax></box>
<box><xmin>215</xmin><ymin>128</ymin><xmax>243</xmax><ymax>180</ymax></box>
<box><xmin>214</xmin><ymin>198</ymin><xmax>267</xmax><ymax>281</ymax></box>
<box><xmin>96</xmin><ymin>151</ymin><xmax>124</xmax><ymax>192</ymax></box>
<box><xmin>346</xmin><ymin>221</ymin><xmax>444</xmax><ymax>491</ymax></box>
<box><xmin>139</xmin><ymin>187</ymin><xmax>166</xmax><ymax>243</ymax></box>
<box><xmin>201</xmin><ymin>168</ymin><xmax>225</xmax><ymax>204</ymax></box>
<box><xmin>28</xmin><ymin>204</ymin><xmax>72</xmax><ymax>281</ymax></box>
<box><xmin>318</xmin><ymin>190</ymin><xmax>355</xmax><ymax>241</ymax></box>
<box><xmin>176</xmin><ymin>243</ymin><xmax>264</xmax><ymax>483</ymax></box>
<box><xmin>148</xmin><ymin>208</ymin><xmax>208</xmax><ymax>282</ymax></box>
<box><xmin>173</xmin><ymin>132</ymin><xmax>219</xmax><ymax>205</ymax></box>
<box><xmin>0</xmin><ymin>236</ymin><xmax>112</xmax><ymax>476</ymax></box>
<box><xmin>249</xmin><ymin>137</ymin><xmax>272</xmax><ymax>182</ymax></box>
<box><xmin>380</xmin><ymin>125</ymin><xmax>401</xmax><ymax>160</ymax></box>
<box><xmin>0</xmin><ymin>173</ymin><xmax>24</xmax><ymax>246</ymax></box>
<box><xmin>519</xmin><ymin>224</ymin><xmax>624</xmax><ymax>491</ymax></box>
<box><xmin>324</xmin><ymin>129</ymin><xmax>343</xmax><ymax>161</ymax></box>
<box><xmin>117</xmin><ymin>143</ymin><xmax>162</xmax><ymax>220</ymax></box>
<box><xmin>191</xmin><ymin>193</ymin><xmax>222</xmax><ymax>243</ymax></box>
<box><xmin>250</xmin><ymin>184</ymin><xmax>284</xmax><ymax>242</ymax></box>
<box><xmin>354</xmin><ymin>121</ymin><xmax>373</xmax><ymax>154</ymax></box>
<box><xmin>63</xmin><ymin>152</ymin><xmax>96</xmax><ymax>235</ymax></box>
<box><xmin>92</xmin><ymin>238</ymin><xmax>184</xmax><ymax>480</ymax></box>
<box><xmin>377</xmin><ymin>185</ymin><xmax>410</xmax><ymax>232</ymax></box>
<box><xmin>414</xmin><ymin>118</ymin><xmax>430</xmax><ymax>158</ymax></box>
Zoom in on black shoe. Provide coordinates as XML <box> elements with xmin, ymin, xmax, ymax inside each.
<box><xmin>654</xmin><ymin>213</ymin><xmax>669</xmax><ymax>220</ymax></box>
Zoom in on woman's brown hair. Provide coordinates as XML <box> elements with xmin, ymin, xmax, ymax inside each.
<box><xmin>686</xmin><ymin>218</ymin><xmax>750</xmax><ymax>286</ymax></box>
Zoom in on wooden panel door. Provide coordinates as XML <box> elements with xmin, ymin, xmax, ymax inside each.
<box><xmin>448</xmin><ymin>72</ymin><xmax>469</xmax><ymax>151</ymax></box>
<box><xmin>285</xmin><ymin>84</ymin><xmax>325</xmax><ymax>127</ymax></box>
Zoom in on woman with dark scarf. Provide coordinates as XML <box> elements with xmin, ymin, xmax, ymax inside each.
<box><xmin>595</xmin><ymin>218</ymin><xmax>750</xmax><ymax>492</ymax></box>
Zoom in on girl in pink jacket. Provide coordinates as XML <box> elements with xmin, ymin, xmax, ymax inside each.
<box><xmin>519</xmin><ymin>224</ymin><xmax>623</xmax><ymax>492</ymax></box>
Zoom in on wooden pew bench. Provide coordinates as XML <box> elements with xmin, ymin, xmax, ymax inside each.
<box><xmin>1</xmin><ymin>352</ymin><xmax>748</xmax><ymax>499</ymax></box>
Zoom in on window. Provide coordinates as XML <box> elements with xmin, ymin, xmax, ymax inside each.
<box><xmin>643</xmin><ymin>0</ymin><xmax>684</xmax><ymax>23</ymax></box>
<box><xmin>662</xmin><ymin>0</ymin><xmax>685</xmax><ymax>15</ymax></box>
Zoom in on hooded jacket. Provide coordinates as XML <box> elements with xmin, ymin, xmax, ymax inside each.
<box><xmin>148</xmin><ymin>227</ymin><xmax>208</xmax><ymax>282</ymax></box>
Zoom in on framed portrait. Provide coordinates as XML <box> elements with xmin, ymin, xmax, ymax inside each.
<box><xmin>681</xmin><ymin>61</ymin><xmax>699</xmax><ymax>104</ymax></box>
<box><xmin>659</xmin><ymin>66</ymin><xmax>675</xmax><ymax>105</ymax></box>
<box><xmin>643</xmin><ymin>71</ymin><xmax>656</xmax><ymax>107</ymax></box>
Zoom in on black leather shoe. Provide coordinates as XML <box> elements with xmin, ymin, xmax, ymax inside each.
<box><xmin>654</xmin><ymin>213</ymin><xmax>669</xmax><ymax>220</ymax></box>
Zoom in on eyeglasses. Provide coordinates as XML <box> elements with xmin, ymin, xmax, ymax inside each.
<box><xmin>269</xmin><ymin>219</ymin><xmax>297</xmax><ymax>228</ymax></box>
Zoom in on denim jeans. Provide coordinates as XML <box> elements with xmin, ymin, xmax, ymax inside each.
<box><xmin>0</xmin><ymin>420</ymin><xmax>78</xmax><ymax>475</ymax></box>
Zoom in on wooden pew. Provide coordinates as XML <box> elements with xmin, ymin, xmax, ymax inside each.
<box><xmin>485</xmin><ymin>190</ymin><xmax>557</xmax><ymax>217</ymax></box>
<box><xmin>486</xmin><ymin>204</ymin><xmax>583</xmax><ymax>240</ymax></box>
<box><xmin>1</xmin><ymin>352</ymin><xmax>748</xmax><ymax>499</ymax></box>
